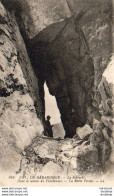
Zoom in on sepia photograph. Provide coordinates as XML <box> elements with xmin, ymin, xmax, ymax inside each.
<box><xmin>0</xmin><ymin>0</ymin><xmax>113</xmax><ymax>186</ymax></box>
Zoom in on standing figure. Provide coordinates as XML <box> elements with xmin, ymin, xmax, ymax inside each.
<box><xmin>45</xmin><ymin>116</ymin><xmax>53</xmax><ymax>138</ymax></box>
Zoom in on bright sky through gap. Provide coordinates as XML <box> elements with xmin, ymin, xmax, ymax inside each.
<box><xmin>44</xmin><ymin>83</ymin><xmax>61</xmax><ymax>125</ymax></box>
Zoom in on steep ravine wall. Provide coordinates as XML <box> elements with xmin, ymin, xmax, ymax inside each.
<box><xmin>0</xmin><ymin>3</ymin><xmax>43</xmax><ymax>172</ymax></box>
<box><xmin>26</xmin><ymin>0</ymin><xmax>112</xmax><ymax>137</ymax></box>
<box><xmin>1</xmin><ymin>0</ymin><xmax>112</xmax><ymax>138</ymax></box>
<box><xmin>0</xmin><ymin>0</ymin><xmax>113</xmax><ymax>178</ymax></box>
<box><xmin>98</xmin><ymin>56</ymin><xmax>114</xmax><ymax>165</ymax></box>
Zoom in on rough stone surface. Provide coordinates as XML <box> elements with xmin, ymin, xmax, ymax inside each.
<box><xmin>41</xmin><ymin>161</ymin><xmax>62</xmax><ymax>175</ymax></box>
<box><xmin>76</xmin><ymin>144</ymin><xmax>99</xmax><ymax>173</ymax></box>
<box><xmin>29</xmin><ymin>16</ymin><xmax>95</xmax><ymax>137</ymax></box>
<box><xmin>76</xmin><ymin>124</ymin><xmax>93</xmax><ymax>140</ymax></box>
<box><xmin>78</xmin><ymin>1</ymin><xmax>112</xmax><ymax>108</ymax></box>
<box><xmin>102</xmin><ymin>128</ymin><xmax>111</xmax><ymax>141</ymax></box>
<box><xmin>27</xmin><ymin>0</ymin><xmax>111</xmax><ymax>137</ymax></box>
<box><xmin>98</xmin><ymin>56</ymin><xmax>114</xmax><ymax>165</ymax></box>
<box><xmin>0</xmin><ymin>2</ymin><xmax>43</xmax><ymax>171</ymax></box>
<box><xmin>0</xmin><ymin>0</ymin><xmax>113</xmax><ymax>180</ymax></box>
<box><xmin>1</xmin><ymin>0</ymin><xmax>71</xmax><ymax>39</ymax></box>
<box><xmin>1</xmin><ymin>0</ymin><xmax>112</xmax><ymax>139</ymax></box>
<box><xmin>101</xmin><ymin>116</ymin><xmax>114</xmax><ymax>132</ymax></box>
<box><xmin>93</xmin><ymin>119</ymin><xmax>104</xmax><ymax>131</ymax></box>
<box><xmin>52</xmin><ymin>123</ymin><xmax>65</xmax><ymax>139</ymax></box>
<box><xmin>89</xmin><ymin>130</ymin><xmax>104</xmax><ymax>147</ymax></box>
<box><xmin>1</xmin><ymin>0</ymin><xmax>112</xmax><ymax>138</ymax></box>
<box><xmin>110</xmin><ymin>138</ymin><xmax>114</xmax><ymax>164</ymax></box>
<box><xmin>15</xmin><ymin>136</ymin><xmax>101</xmax><ymax>176</ymax></box>
<box><xmin>10</xmin><ymin>133</ymin><xmax>111</xmax><ymax>177</ymax></box>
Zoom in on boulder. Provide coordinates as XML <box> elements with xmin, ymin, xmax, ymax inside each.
<box><xmin>99</xmin><ymin>141</ymin><xmax>111</xmax><ymax>162</ymax></box>
<box><xmin>98</xmin><ymin>56</ymin><xmax>114</xmax><ymax>131</ymax></box>
<box><xmin>41</xmin><ymin>161</ymin><xmax>62</xmax><ymax>175</ymax></box>
<box><xmin>76</xmin><ymin>144</ymin><xmax>99</xmax><ymax>173</ymax></box>
<box><xmin>89</xmin><ymin>130</ymin><xmax>104</xmax><ymax>147</ymax></box>
<box><xmin>93</xmin><ymin>119</ymin><xmax>104</xmax><ymax>131</ymax></box>
<box><xmin>102</xmin><ymin>127</ymin><xmax>111</xmax><ymax>141</ymax></box>
<box><xmin>98</xmin><ymin>56</ymin><xmax>114</xmax><ymax>170</ymax></box>
<box><xmin>101</xmin><ymin>116</ymin><xmax>114</xmax><ymax>132</ymax></box>
<box><xmin>103</xmin><ymin>58</ymin><xmax>114</xmax><ymax>98</ymax></box>
<box><xmin>0</xmin><ymin>138</ymin><xmax>21</xmax><ymax>173</ymax></box>
<box><xmin>110</xmin><ymin>138</ymin><xmax>114</xmax><ymax>164</ymax></box>
<box><xmin>76</xmin><ymin>124</ymin><xmax>93</xmax><ymax>140</ymax></box>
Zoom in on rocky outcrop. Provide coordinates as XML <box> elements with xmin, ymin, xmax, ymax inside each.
<box><xmin>27</xmin><ymin>9</ymin><xmax>95</xmax><ymax>138</ymax></box>
<box><xmin>0</xmin><ymin>3</ymin><xmax>43</xmax><ymax>172</ymax></box>
<box><xmin>0</xmin><ymin>0</ymin><xmax>113</xmax><ymax>179</ymax></box>
<box><xmin>24</xmin><ymin>0</ymin><xmax>111</xmax><ymax>137</ymax></box>
<box><xmin>1</xmin><ymin>0</ymin><xmax>71</xmax><ymax>39</ymax></box>
<box><xmin>1</xmin><ymin>0</ymin><xmax>112</xmax><ymax>138</ymax></box>
<box><xmin>98</xmin><ymin>56</ymin><xmax>114</xmax><ymax>164</ymax></box>
<box><xmin>16</xmin><ymin>136</ymin><xmax>101</xmax><ymax>176</ymax></box>
<box><xmin>15</xmin><ymin>128</ymin><xmax>112</xmax><ymax>177</ymax></box>
<box><xmin>75</xmin><ymin>124</ymin><xmax>93</xmax><ymax>140</ymax></box>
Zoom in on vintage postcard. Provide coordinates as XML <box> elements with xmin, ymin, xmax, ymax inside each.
<box><xmin>0</xmin><ymin>0</ymin><xmax>114</xmax><ymax>187</ymax></box>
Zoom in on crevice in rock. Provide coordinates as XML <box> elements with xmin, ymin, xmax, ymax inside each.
<box><xmin>1</xmin><ymin>0</ymin><xmax>22</xmax><ymax>12</ymax></box>
<box><xmin>1</xmin><ymin>0</ymin><xmax>95</xmax><ymax>138</ymax></box>
<box><xmin>0</xmin><ymin>0</ymin><xmax>113</xmax><ymax>178</ymax></box>
<box><xmin>0</xmin><ymin>88</ymin><xmax>10</xmax><ymax>97</ymax></box>
<box><xmin>25</xmin><ymin>18</ymin><xmax>95</xmax><ymax>138</ymax></box>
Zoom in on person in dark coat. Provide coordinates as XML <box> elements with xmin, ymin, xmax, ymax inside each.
<box><xmin>45</xmin><ymin>116</ymin><xmax>53</xmax><ymax>138</ymax></box>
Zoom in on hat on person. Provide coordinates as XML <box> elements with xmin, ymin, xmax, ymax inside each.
<box><xmin>47</xmin><ymin>115</ymin><xmax>51</xmax><ymax>119</ymax></box>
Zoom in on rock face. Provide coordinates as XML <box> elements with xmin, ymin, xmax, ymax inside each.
<box><xmin>15</xmin><ymin>134</ymin><xmax>111</xmax><ymax>177</ymax></box>
<box><xmin>76</xmin><ymin>144</ymin><xmax>99</xmax><ymax>173</ymax></box>
<box><xmin>28</xmin><ymin>10</ymin><xmax>95</xmax><ymax>138</ymax></box>
<box><xmin>76</xmin><ymin>124</ymin><xmax>93</xmax><ymax>140</ymax></box>
<box><xmin>24</xmin><ymin>0</ymin><xmax>111</xmax><ymax>137</ymax></box>
<box><xmin>52</xmin><ymin>123</ymin><xmax>65</xmax><ymax>139</ymax></box>
<box><xmin>1</xmin><ymin>0</ymin><xmax>71</xmax><ymax>39</ymax></box>
<box><xmin>0</xmin><ymin>3</ymin><xmax>43</xmax><ymax>171</ymax></box>
<box><xmin>16</xmin><ymin>136</ymin><xmax>101</xmax><ymax>176</ymax></box>
<box><xmin>1</xmin><ymin>0</ymin><xmax>112</xmax><ymax>138</ymax></box>
<box><xmin>98</xmin><ymin>56</ymin><xmax>114</xmax><ymax>164</ymax></box>
<box><xmin>0</xmin><ymin>0</ymin><xmax>113</xmax><ymax>178</ymax></box>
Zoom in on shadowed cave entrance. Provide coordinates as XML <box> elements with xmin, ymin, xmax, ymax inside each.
<box><xmin>28</xmin><ymin>17</ymin><xmax>94</xmax><ymax>138</ymax></box>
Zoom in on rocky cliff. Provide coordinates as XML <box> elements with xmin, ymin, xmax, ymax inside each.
<box><xmin>1</xmin><ymin>0</ymin><xmax>112</xmax><ymax>137</ymax></box>
<box><xmin>0</xmin><ymin>0</ymin><xmax>113</xmax><ymax>182</ymax></box>
<box><xmin>0</xmin><ymin>2</ymin><xmax>43</xmax><ymax>172</ymax></box>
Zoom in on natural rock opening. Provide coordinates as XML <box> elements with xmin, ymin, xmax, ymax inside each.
<box><xmin>1</xmin><ymin>0</ymin><xmax>111</xmax><ymax>139</ymax></box>
<box><xmin>1</xmin><ymin>0</ymin><xmax>95</xmax><ymax>138</ymax></box>
<box><xmin>44</xmin><ymin>83</ymin><xmax>61</xmax><ymax>125</ymax></box>
<box><xmin>0</xmin><ymin>0</ymin><xmax>113</xmax><ymax>182</ymax></box>
<box><xmin>44</xmin><ymin>83</ymin><xmax>65</xmax><ymax>139</ymax></box>
<box><xmin>26</xmin><ymin>18</ymin><xmax>95</xmax><ymax>138</ymax></box>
